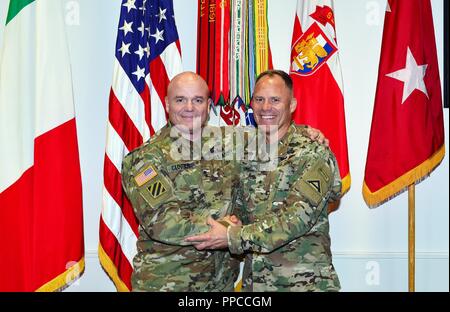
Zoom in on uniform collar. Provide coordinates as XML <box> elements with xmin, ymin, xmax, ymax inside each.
<box><xmin>278</xmin><ymin>123</ymin><xmax>296</xmax><ymax>148</ymax></box>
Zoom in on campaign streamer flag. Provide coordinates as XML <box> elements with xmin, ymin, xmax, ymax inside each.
<box><xmin>230</xmin><ymin>0</ymin><xmax>273</xmax><ymax>126</ymax></box>
<box><xmin>363</xmin><ymin>0</ymin><xmax>445</xmax><ymax>207</ymax></box>
<box><xmin>196</xmin><ymin>0</ymin><xmax>272</xmax><ymax>127</ymax></box>
<box><xmin>242</xmin><ymin>0</ymin><xmax>273</xmax><ymax>126</ymax></box>
<box><xmin>250</xmin><ymin>0</ymin><xmax>273</xmax><ymax>83</ymax></box>
<box><xmin>0</xmin><ymin>0</ymin><xmax>84</xmax><ymax>291</ymax></box>
<box><xmin>99</xmin><ymin>0</ymin><xmax>182</xmax><ymax>291</ymax></box>
<box><xmin>197</xmin><ymin>0</ymin><xmax>231</xmax><ymax>126</ymax></box>
<box><xmin>289</xmin><ymin>0</ymin><xmax>350</xmax><ymax>197</ymax></box>
<box><xmin>229</xmin><ymin>0</ymin><xmax>250</xmax><ymax>126</ymax></box>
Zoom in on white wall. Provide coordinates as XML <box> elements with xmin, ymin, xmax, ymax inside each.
<box><xmin>0</xmin><ymin>0</ymin><xmax>447</xmax><ymax>292</ymax></box>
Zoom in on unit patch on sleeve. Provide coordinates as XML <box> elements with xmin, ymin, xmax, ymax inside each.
<box><xmin>299</xmin><ymin>159</ymin><xmax>332</xmax><ymax>206</ymax></box>
<box><xmin>135</xmin><ymin>164</ymin><xmax>173</xmax><ymax>209</ymax></box>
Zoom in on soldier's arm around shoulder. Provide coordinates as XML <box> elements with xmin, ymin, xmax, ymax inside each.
<box><xmin>228</xmin><ymin>142</ymin><xmax>342</xmax><ymax>255</ymax></box>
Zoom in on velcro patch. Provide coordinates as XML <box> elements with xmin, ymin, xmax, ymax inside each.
<box><xmin>139</xmin><ymin>175</ymin><xmax>173</xmax><ymax>209</ymax></box>
<box><xmin>310</xmin><ymin>180</ymin><xmax>323</xmax><ymax>193</ymax></box>
<box><xmin>299</xmin><ymin>160</ymin><xmax>332</xmax><ymax>206</ymax></box>
<box><xmin>147</xmin><ymin>180</ymin><xmax>167</xmax><ymax>199</ymax></box>
<box><xmin>134</xmin><ymin>165</ymin><xmax>158</xmax><ymax>186</ymax></box>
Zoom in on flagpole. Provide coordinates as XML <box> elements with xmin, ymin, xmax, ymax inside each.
<box><xmin>408</xmin><ymin>183</ymin><xmax>415</xmax><ymax>292</ymax></box>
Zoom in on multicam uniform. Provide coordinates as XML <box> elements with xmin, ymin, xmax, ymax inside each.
<box><xmin>122</xmin><ymin>125</ymin><xmax>241</xmax><ymax>292</ymax></box>
<box><xmin>228</xmin><ymin>124</ymin><xmax>342</xmax><ymax>292</ymax></box>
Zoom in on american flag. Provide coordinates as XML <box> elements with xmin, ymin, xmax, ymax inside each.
<box><xmin>99</xmin><ymin>0</ymin><xmax>182</xmax><ymax>291</ymax></box>
<box><xmin>135</xmin><ymin>166</ymin><xmax>157</xmax><ymax>186</ymax></box>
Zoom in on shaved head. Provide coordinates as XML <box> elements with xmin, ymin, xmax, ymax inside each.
<box><xmin>167</xmin><ymin>72</ymin><xmax>210</xmax><ymax>98</ymax></box>
<box><xmin>165</xmin><ymin>71</ymin><xmax>211</xmax><ymax>134</ymax></box>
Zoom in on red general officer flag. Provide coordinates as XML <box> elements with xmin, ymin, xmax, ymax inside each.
<box><xmin>363</xmin><ymin>0</ymin><xmax>445</xmax><ymax>207</ymax></box>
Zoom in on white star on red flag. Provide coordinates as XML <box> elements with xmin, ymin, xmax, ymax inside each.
<box><xmin>386</xmin><ymin>47</ymin><xmax>429</xmax><ymax>104</ymax></box>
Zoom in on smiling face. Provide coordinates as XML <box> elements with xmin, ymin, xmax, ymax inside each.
<box><xmin>166</xmin><ymin>72</ymin><xmax>211</xmax><ymax>134</ymax></box>
<box><xmin>251</xmin><ymin>73</ymin><xmax>297</xmax><ymax>140</ymax></box>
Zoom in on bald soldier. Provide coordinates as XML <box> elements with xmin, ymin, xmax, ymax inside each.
<box><xmin>121</xmin><ymin>72</ymin><xmax>242</xmax><ymax>291</ymax></box>
<box><xmin>122</xmin><ymin>71</ymin><xmax>328</xmax><ymax>292</ymax></box>
<box><xmin>186</xmin><ymin>70</ymin><xmax>342</xmax><ymax>292</ymax></box>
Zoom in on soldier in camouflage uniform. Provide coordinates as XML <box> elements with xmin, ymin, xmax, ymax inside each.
<box><xmin>186</xmin><ymin>70</ymin><xmax>341</xmax><ymax>292</ymax></box>
<box><xmin>122</xmin><ymin>72</ymin><xmax>242</xmax><ymax>291</ymax></box>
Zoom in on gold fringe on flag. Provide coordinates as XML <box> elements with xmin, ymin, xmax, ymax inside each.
<box><xmin>363</xmin><ymin>145</ymin><xmax>445</xmax><ymax>208</ymax></box>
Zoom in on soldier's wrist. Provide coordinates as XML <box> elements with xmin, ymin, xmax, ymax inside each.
<box><xmin>217</xmin><ymin>220</ymin><xmax>232</xmax><ymax>228</ymax></box>
<box><xmin>227</xmin><ymin>225</ymin><xmax>244</xmax><ymax>255</ymax></box>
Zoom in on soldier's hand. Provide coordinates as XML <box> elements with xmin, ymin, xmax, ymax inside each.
<box><xmin>222</xmin><ymin>215</ymin><xmax>242</xmax><ymax>226</ymax></box>
<box><xmin>306</xmin><ymin>126</ymin><xmax>329</xmax><ymax>147</ymax></box>
<box><xmin>185</xmin><ymin>217</ymin><xmax>229</xmax><ymax>250</ymax></box>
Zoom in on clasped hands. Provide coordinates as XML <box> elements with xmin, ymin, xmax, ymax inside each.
<box><xmin>184</xmin><ymin>215</ymin><xmax>241</xmax><ymax>250</ymax></box>
<box><xmin>184</xmin><ymin>127</ymin><xmax>327</xmax><ymax>250</ymax></box>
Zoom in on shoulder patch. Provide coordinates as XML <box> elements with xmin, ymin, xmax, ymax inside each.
<box><xmin>134</xmin><ymin>164</ymin><xmax>174</xmax><ymax>209</ymax></box>
<box><xmin>308</xmin><ymin>180</ymin><xmax>322</xmax><ymax>193</ymax></box>
<box><xmin>134</xmin><ymin>165</ymin><xmax>158</xmax><ymax>186</ymax></box>
<box><xmin>299</xmin><ymin>159</ymin><xmax>332</xmax><ymax>206</ymax></box>
<box><xmin>139</xmin><ymin>175</ymin><xmax>173</xmax><ymax>208</ymax></box>
<box><xmin>147</xmin><ymin>180</ymin><xmax>168</xmax><ymax>199</ymax></box>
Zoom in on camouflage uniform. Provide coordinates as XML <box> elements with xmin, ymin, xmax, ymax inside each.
<box><xmin>228</xmin><ymin>123</ymin><xmax>342</xmax><ymax>292</ymax></box>
<box><xmin>122</xmin><ymin>124</ymin><xmax>241</xmax><ymax>292</ymax></box>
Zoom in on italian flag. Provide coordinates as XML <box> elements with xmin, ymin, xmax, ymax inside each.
<box><xmin>0</xmin><ymin>0</ymin><xmax>84</xmax><ymax>291</ymax></box>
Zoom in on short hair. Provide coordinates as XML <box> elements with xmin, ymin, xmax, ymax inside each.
<box><xmin>255</xmin><ymin>69</ymin><xmax>293</xmax><ymax>93</ymax></box>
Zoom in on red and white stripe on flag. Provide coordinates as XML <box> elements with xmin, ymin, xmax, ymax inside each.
<box><xmin>99</xmin><ymin>0</ymin><xmax>182</xmax><ymax>291</ymax></box>
<box><xmin>0</xmin><ymin>0</ymin><xmax>84</xmax><ymax>291</ymax></box>
<box><xmin>289</xmin><ymin>0</ymin><xmax>351</xmax><ymax>201</ymax></box>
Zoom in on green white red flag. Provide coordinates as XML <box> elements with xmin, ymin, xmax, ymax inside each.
<box><xmin>0</xmin><ymin>0</ymin><xmax>84</xmax><ymax>291</ymax></box>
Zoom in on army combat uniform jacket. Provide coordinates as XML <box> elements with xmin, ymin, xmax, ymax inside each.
<box><xmin>122</xmin><ymin>125</ymin><xmax>241</xmax><ymax>292</ymax></box>
<box><xmin>228</xmin><ymin>124</ymin><xmax>342</xmax><ymax>292</ymax></box>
